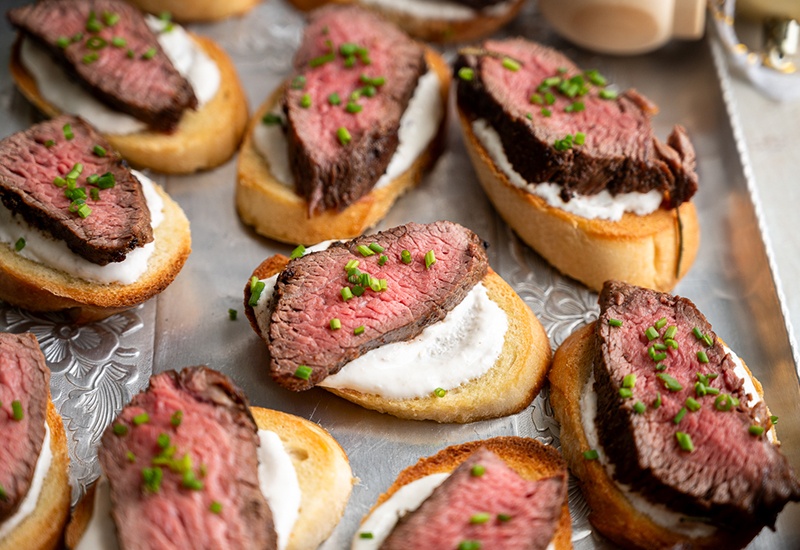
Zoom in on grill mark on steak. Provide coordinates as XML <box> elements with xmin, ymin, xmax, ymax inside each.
<box><xmin>8</xmin><ymin>0</ymin><xmax>197</xmax><ymax>132</ymax></box>
<box><xmin>594</xmin><ymin>281</ymin><xmax>800</xmax><ymax>530</ymax></box>
<box><xmin>268</xmin><ymin>221</ymin><xmax>488</xmax><ymax>391</ymax></box>
<box><xmin>455</xmin><ymin>39</ymin><xmax>698</xmax><ymax>208</ymax></box>
<box><xmin>284</xmin><ymin>6</ymin><xmax>426</xmax><ymax>215</ymax></box>
<box><xmin>99</xmin><ymin>366</ymin><xmax>277</xmax><ymax>550</ymax></box>
<box><xmin>0</xmin><ymin>333</ymin><xmax>49</xmax><ymax>523</ymax></box>
<box><xmin>0</xmin><ymin>115</ymin><xmax>152</xmax><ymax>265</ymax></box>
<box><xmin>381</xmin><ymin>448</ymin><xmax>566</xmax><ymax>550</ymax></box>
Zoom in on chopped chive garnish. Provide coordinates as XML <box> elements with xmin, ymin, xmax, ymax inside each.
<box><xmin>86</xmin><ymin>36</ymin><xmax>107</xmax><ymax>50</ymax></box>
<box><xmin>354</xmin><ymin>325</ymin><xmax>365</xmax><ymax>335</ymax></box>
<box><xmin>294</xmin><ymin>365</ymin><xmax>313</xmax><ymax>380</ymax></box>
<box><xmin>140</xmin><ymin>47</ymin><xmax>156</xmax><ymax>60</ymax></box>
<box><xmin>657</xmin><ymin>373</ymin><xmax>683</xmax><ymax>392</ymax></box>
<box><xmin>673</xmin><ymin>407</ymin><xmax>687</xmax><ymax>424</ymax></box>
<box><xmin>501</xmin><ymin>57</ymin><xmax>520</xmax><ymax>71</ymax></box>
<box><xmin>771</xmin><ymin>415</ymin><xmax>779</xmax><ymax>425</ymax></box>
<box><xmin>497</xmin><ymin>513</ymin><xmax>512</xmax><ymax>522</ymax></box>
<box><xmin>299</xmin><ymin>93</ymin><xmax>311</xmax><ymax>108</ymax></box>
<box><xmin>226</xmin><ymin>307</ymin><xmax>237</xmax><ymax>320</ymax></box>
<box><xmin>359</xmin><ymin>74</ymin><xmax>385</xmax><ymax>87</ymax></box>
<box><xmin>133</xmin><ymin>412</ymin><xmax>150</xmax><ymax>425</ymax></box>
<box><xmin>172</xmin><ymin>410</ymin><xmax>184</xmax><ymax>426</ymax></box>
<box><xmin>345</xmin><ymin>102</ymin><xmax>362</xmax><ymax>114</ymax></box>
<box><xmin>291</xmin><ymin>75</ymin><xmax>306</xmax><ymax>90</ymax></box>
<box><xmin>330</xmin><ymin>318</ymin><xmax>341</xmax><ymax>330</ymax></box>
<box><xmin>113</xmin><ymin>423</ymin><xmax>128</xmax><ymax>436</ymax></box>
<box><xmin>344</xmin><ymin>259</ymin><xmax>359</xmax><ymax>271</ymax></box>
<box><xmin>544</xmin><ymin>92</ymin><xmax>556</xmax><ymax>105</ymax></box>
<box><xmin>655</xmin><ymin>363</ymin><xmax>667</xmax><ymax>371</ymax></box>
<box><xmin>633</xmin><ymin>401</ymin><xmax>646</xmax><ymax>414</ymax></box>
<box><xmin>695</xmin><ymin>382</ymin><xmax>707</xmax><ymax>397</ymax></box>
<box><xmin>378</xmin><ymin>255</ymin><xmax>388</xmax><ymax>266</ymax></box>
<box><xmin>470</xmin><ymin>512</ymin><xmax>491</xmax><ymax>524</ymax></box>
<box><xmin>542</xmin><ymin>76</ymin><xmax>561</xmax><ymax>87</ymax></box>
<box><xmin>619</xmin><ymin>388</ymin><xmax>633</xmax><ymax>399</ymax></box>
<box><xmin>702</xmin><ymin>334</ymin><xmax>713</xmax><ymax>347</ymax></box>
<box><xmin>697</xmin><ymin>351</ymin><xmax>709</xmax><ymax>364</ymax></box>
<box><xmin>530</xmin><ymin>93</ymin><xmax>543</xmax><ymax>105</ymax></box>
<box><xmin>357</xmin><ymin>244</ymin><xmax>375</xmax><ymax>257</ymax></box>
<box><xmin>56</xmin><ymin>36</ymin><xmax>70</xmax><ymax>48</ymax></box>
<box><xmin>86</xmin><ymin>17</ymin><xmax>102</xmax><ymax>33</ymax></box>
<box><xmin>126</xmin><ymin>451</ymin><xmax>136</xmax><ymax>462</ymax></box>
<box><xmin>599</xmin><ymin>89</ymin><xmax>618</xmax><ymax>100</ymax></box>
<box><xmin>341</xmin><ymin>287</ymin><xmax>353</xmax><ymax>301</ymax></box>
<box><xmin>686</xmin><ymin>397</ymin><xmax>701</xmax><ymax>412</ymax></box>
<box><xmin>676</xmin><ymin>432</ymin><xmax>694</xmax><ymax>452</ymax></box>
<box><xmin>666</xmin><ymin>339</ymin><xmax>679</xmax><ymax>349</ymax></box>
<box><xmin>126</xmin><ymin>49</ymin><xmax>135</xmax><ymax>59</ymax></box>
<box><xmin>358</xmin><ymin>532</ymin><xmax>374</xmax><ymax>539</ymax></box>
<box><xmin>574</xmin><ymin>132</ymin><xmax>586</xmax><ymax>145</ymax></box>
<box><xmin>326</xmin><ymin>93</ymin><xmax>342</xmax><ymax>107</ymax></box>
<box><xmin>564</xmin><ymin>101</ymin><xmax>585</xmax><ymax>113</ymax></box>
<box><xmin>470</xmin><ymin>464</ymin><xmax>485</xmax><ymax>477</ymax></box>
<box><xmin>458</xmin><ymin>67</ymin><xmax>474</xmax><ymax>81</ymax></box>
<box><xmin>622</xmin><ymin>374</ymin><xmax>636</xmax><ymax>389</ymax></box>
<box><xmin>142</xmin><ymin>467</ymin><xmax>163</xmax><ymax>492</ymax></box>
<box><xmin>182</xmin><ymin>470</ymin><xmax>204</xmax><ymax>490</ymax></box>
<box><xmin>608</xmin><ymin>318</ymin><xmax>623</xmax><ymax>327</ymax></box>
<box><xmin>653</xmin><ymin>351</ymin><xmax>667</xmax><ymax>362</ymax></box>
<box><xmin>583</xmin><ymin>449</ymin><xmax>599</xmax><ymax>460</ymax></box>
<box><xmin>93</xmin><ymin>145</ymin><xmax>107</xmax><ymax>157</ymax></box>
<box><xmin>585</xmin><ymin>69</ymin><xmax>607</xmax><ymax>86</ymax></box>
<box><xmin>705</xmin><ymin>386</ymin><xmax>720</xmax><ymax>395</ymax></box>
<box><xmin>645</xmin><ymin>326</ymin><xmax>659</xmax><ymax>341</ymax></box>
<box><xmin>63</xmin><ymin>124</ymin><xmax>74</xmax><ymax>140</ymax></box>
<box><xmin>339</xmin><ymin>43</ymin><xmax>358</xmax><ymax>56</ymax></box>
<box><xmin>262</xmin><ymin>113</ymin><xmax>282</xmax><ymax>125</ymax></box>
<box><xmin>210</xmin><ymin>501</ymin><xmax>222</xmax><ymax>514</ymax></box>
<box><xmin>692</xmin><ymin>327</ymin><xmax>703</xmax><ymax>339</ymax></box>
<box><xmin>541</xmin><ymin>108</ymin><xmax>552</xmax><ymax>117</ymax></box>
<box><xmin>157</xmin><ymin>433</ymin><xmax>170</xmax><ymax>449</ymax></box>
<box><xmin>434</xmin><ymin>387</ymin><xmax>446</xmax><ymax>397</ymax></box>
<box><xmin>653</xmin><ymin>343</ymin><xmax>668</xmax><ymax>351</ymax></box>
<box><xmin>749</xmin><ymin>425</ymin><xmax>765</xmax><ymax>436</ymax></box>
<box><xmin>424</xmin><ymin>250</ymin><xmax>436</xmax><ymax>269</ymax></box>
<box><xmin>654</xmin><ymin>317</ymin><xmax>667</xmax><ymax>330</ymax></box>
<box><xmin>401</xmin><ymin>250</ymin><xmax>412</xmax><ymax>264</ymax></box>
<box><xmin>309</xmin><ymin>51</ymin><xmax>336</xmax><ymax>67</ymax></box>
<box><xmin>653</xmin><ymin>392</ymin><xmax>662</xmax><ymax>409</ymax></box>
<box><xmin>368</xmin><ymin>242</ymin><xmax>384</xmax><ymax>253</ymax></box>
<box><xmin>714</xmin><ymin>394</ymin><xmax>733</xmax><ymax>411</ymax></box>
<box><xmin>290</xmin><ymin>245</ymin><xmax>305</xmax><ymax>259</ymax></box>
<box><xmin>112</xmin><ymin>36</ymin><xmax>126</xmax><ymax>47</ymax></box>
<box><xmin>337</xmin><ymin>127</ymin><xmax>351</xmax><ymax>146</ymax></box>
<box><xmin>14</xmin><ymin>238</ymin><xmax>25</xmax><ymax>252</ymax></box>
<box><xmin>664</xmin><ymin>326</ymin><xmax>677</xmax><ymax>339</ymax></box>
<box><xmin>248</xmin><ymin>276</ymin><xmax>266</xmax><ymax>306</ymax></box>
<box><xmin>76</xmin><ymin>204</ymin><xmax>91</xmax><ymax>218</ymax></box>
<box><xmin>351</xmin><ymin>284</ymin><xmax>365</xmax><ymax>297</ymax></box>
<box><xmin>44</xmin><ymin>139</ymin><xmax>55</xmax><ymax>148</ymax></box>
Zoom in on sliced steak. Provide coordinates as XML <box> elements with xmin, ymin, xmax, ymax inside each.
<box><xmin>453</xmin><ymin>0</ymin><xmax>509</xmax><ymax>8</ymax></box>
<box><xmin>99</xmin><ymin>366</ymin><xmax>276</xmax><ymax>550</ymax></box>
<box><xmin>455</xmin><ymin>39</ymin><xmax>698</xmax><ymax>207</ymax></box>
<box><xmin>0</xmin><ymin>333</ymin><xmax>50</xmax><ymax>523</ymax></box>
<box><xmin>0</xmin><ymin>115</ymin><xmax>152</xmax><ymax>265</ymax></box>
<box><xmin>8</xmin><ymin>0</ymin><xmax>196</xmax><ymax>132</ymax></box>
<box><xmin>285</xmin><ymin>6</ymin><xmax>426</xmax><ymax>214</ymax></box>
<box><xmin>594</xmin><ymin>281</ymin><xmax>800</xmax><ymax>529</ymax></box>
<box><xmin>381</xmin><ymin>448</ymin><xmax>566</xmax><ymax>550</ymax></box>
<box><xmin>267</xmin><ymin>221</ymin><xmax>488</xmax><ymax>390</ymax></box>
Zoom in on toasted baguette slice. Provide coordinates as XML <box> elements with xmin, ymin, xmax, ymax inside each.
<box><xmin>287</xmin><ymin>0</ymin><xmax>526</xmax><ymax>43</ymax></box>
<box><xmin>458</xmin><ymin>110</ymin><xmax>700</xmax><ymax>293</ymax></box>
<box><xmin>0</xmin><ymin>400</ymin><xmax>70</xmax><ymax>550</ymax></box>
<box><xmin>357</xmin><ymin>436</ymin><xmax>571</xmax><ymax>549</ymax></box>
<box><xmin>66</xmin><ymin>406</ymin><xmax>353</xmax><ymax>550</ymax></box>
<box><xmin>245</xmin><ymin>255</ymin><xmax>551</xmax><ymax>423</ymax></box>
<box><xmin>0</xmin><ymin>182</ymin><xmax>191</xmax><ymax>323</ymax></box>
<box><xmin>126</xmin><ymin>0</ymin><xmax>261</xmax><ymax>22</ymax></box>
<box><xmin>10</xmin><ymin>34</ymin><xmax>248</xmax><ymax>174</ymax></box>
<box><xmin>235</xmin><ymin>48</ymin><xmax>449</xmax><ymax>245</ymax></box>
<box><xmin>549</xmin><ymin>324</ymin><xmax>775</xmax><ymax>550</ymax></box>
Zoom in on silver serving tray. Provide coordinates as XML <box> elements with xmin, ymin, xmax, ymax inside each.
<box><xmin>1</xmin><ymin>1</ymin><xmax>799</xmax><ymax>548</ymax></box>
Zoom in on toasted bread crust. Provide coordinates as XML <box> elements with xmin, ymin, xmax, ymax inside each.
<box><xmin>235</xmin><ymin>47</ymin><xmax>450</xmax><ymax>245</ymax></box>
<box><xmin>127</xmin><ymin>0</ymin><xmax>261</xmax><ymax>22</ymax></box>
<box><xmin>0</xmin><ymin>400</ymin><xmax>70</xmax><ymax>550</ymax></box>
<box><xmin>0</xmin><ymin>182</ymin><xmax>191</xmax><ymax>323</ymax></box>
<box><xmin>361</xmin><ymin>436</ymin><xmax>571</xmax><ymax>550</ymax></box>
<box><xmin>287</xmin><ymin>0</ymin><xmax>526</xmax><ymax>43</ymax></box>
<box><xmin>10</xmin><ymin>34</ymin><xmax>248</xmax><ymax>174</ymax></box>
<box><xmin>458</xmin><ymin>110</ymin><xmax>700</xmax><ymax>293</ymax></box>
<box><xmin>245</xmin><ymin>256</ymin><xmax>551</xmax><ymax>423</ymax></box>
<box><xmin>549</xmin><ymin>324</ymin><xmax>771</xmax><ymax>550</ymax></box>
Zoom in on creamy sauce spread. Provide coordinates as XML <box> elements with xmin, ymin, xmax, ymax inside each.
<box><xmin>253</xmin><ymin>69</ymin><xmax>443</xmax><ymax>192</ymax></box>
<box><xmin>253</xmin><ymin>274</ymin><xmax>509</xmax><ymax>399</ymax></box>
<box><xmin>360</xmin><ymin>0</ymin><xmax>515</xmax><ymax>20</ymax></box>
<box><xmin>19</xmin><ymin>17</ymin><xmax>220</xmax><ymax>135</ymax></box>
<box><xmin>580</xmin><ymin>344</ymin><xmax>774</xmax><ymax>538</ymax></box>
<box><xmin>0</xmin><ymin>171</ymin><xmax>164</xmax><ymax>285</ymax></box>
<box><xmin>471</xmin><ymin>119</ymin><xmax>663</xmax><ymax>221</ymax></box>
<box><xmin>0</xmin><ymin>423</ymin><xmax>52</xmax><ymax>540</ymax></box>
<box><xmin>76</xmin><ymin>429</ymin><xmax>301</xmax><ymax>550</ymax></box>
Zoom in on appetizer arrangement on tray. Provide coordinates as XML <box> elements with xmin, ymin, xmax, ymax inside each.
<box><xmin>0</xmin><ymin>1</ymin><xmax>798</xmax><ymax>549</ymax></box>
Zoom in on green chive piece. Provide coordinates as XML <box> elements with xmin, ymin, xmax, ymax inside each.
<box><xmin>262</xmin><ymin>113</ymin><xmax>283</xmax><ymax>125</ymax></box>
<box><xmin>340</xmin><ymin>287</ymin><xmax>353</xmax><ymax>301</ymax></box>
<box><xmin>359</xmin><ymin>74</ymin><xmax>385</xmax><ymax>87</ymax></box>
<box><xmin>458</xmin><ymin>67</ymin><xmax>475</xmax><ymax>81</ymax></box>
<box><xmin>608</xmin><ymin>318</ymin><xmax>623</xmax><ymax>327</ymax></box>
<box><xmin>542</xmin><ymin>76</ymin><xmax>561</xmax><ymax>87</ymax></box>
<box><xmin>44</xmin><ymin>139</ymin><xmax>55</xmax><ymax>148</ymax></box>
<box><xmin>653</xmin><ymin>352</ymin><xmax>667</xmax><ymax>362</ymax></box>
<box><xmin>126</xmin><ymin>49</ymin><xmax>135</xmax><ymax>59</ymax></box>
<box><xmin>339</xmin><ymin>43</ymin><xmax>358</xmax><ymax>56</ymax></box>
<box><xmin>655</xmin><ymin>363</ymin><xmax>667</xmax><ymax>371</ymax></box>
<box><xmin>657</xmin><ymin>373</ymin><xmax>683</xmax><ymax>392</ymax></box>
<box><xmin>653</xmin><ymin>392</ymin><xmax>662</xmax><ymax>409</ymax></box>
<box><xmin>14</xmin><ymin>238</ymin><xmax>25</xmax><ymax>252</ymax></box>
<box><xmin>666</xmin><ymin>338</ymin><xmax>679</xmax><ymax>349</ymax></box>
<box><xmin>771</xmin><ymin>415</ymin><xmax>779</xmax><ymax>425</ymax></box>
<box><xmin>90</xmin><ymin>187</ymin><xmax>99</xmax><ymax>205</ymax></box>
<box><xmin>294</xmin><ymin>365</ymin><xmax>313</xmax><ymax>380</ymax></box>
<box><xmin>433</xmin><ymin>387</ymin><xmax>447</xmax><ymax>398</ymax></box>
<box><xmin>692</xmin><ymin>327</ymin><xmax>703</xmax><ymax>339</ymax></box>
<box><xmin>497</xmin><ymin>513</ymin><xmax>512</xmax><ymax>522</ymax></box>
<box><xmin>599</xmin><ymin>89</ymin><xmax>618</xmax><ymax>100</ymax></box>
<box><xmin>92</xmin><ymin>145</ymin><xmax>107</xmax><ymax>157</ymax></box>
<box><xmin>345</xmin><ymin>259</ymin><xmax>359</xmax><ymax>271</ymax></box>
<box><xmin>401</xmin><ymin>250</ymin><xmax>412</xmax><ymax>264</ymax></box>
<box><xmin>228</xmin><ymin>308</ymin><xmax>237</xmax><ymax>321</ymax></box>
<box><xmin>300</xmin><ymin>94</ymin><xmax>311</xmax><ymax>108</ymax></box>
<box><xmin>502</xmin><ymin>57</ymin><xmax>520</xmax><ymax>71</ymax></box>
<box><xmin>63</xmin><ymin>124</ymin><xmax>74</xmax><ymax>140</ymax></box>
<box><xmin>653</xmin><ymin>343</ymin><xmax>668</xmax><ymax>351</ymax></box>
<box><xmin>368</xmin><ymin>242</ymin><xmax>384</xmax><ymax>253</ymax></box>
<box><xmin>619</xmin><ymin>388</ymin><xmax>633</xmax><ymax>399</ymax></box>
<box><xmin>126</xmin><ymin>451</ymin><xmax>136</xmax><ymax>463</ymax></box>
<box><xmin>695</xmin><ymin>382</ymin><xmax>707</xmax><ymax>397</ymax></box>
<box><xmin>470</xmin><ymin>512</ymin><xmax>491</xmax><ymax>524</ymax></box>
<box><xmin>471</xmin><ymin>464</ymin><xmax>485</xmax><ymax>477</ymax></box>
<box><xmin>530</xmin><ymin>93</ymin><xmax>543</xmax><ymax>105</ymax></box>
<box><xmin>664</xmin><ymin>326</ymin><xmax>677</xmax><ymax>339</ymax></box>
<box><xmin>354</xmin><ymin>325</ymin><xmax>365</xmax><ymax>335</ymax></box>
<box><xmin>702</xmin><ymin>334</ymin><xmax>714</xmax><ymax>347</ymax></box>
<box><xmin>113</xmin><ymin>423</ymin><xmax>128</xmax><ymax>436</ymax></box>
<box><xmin>86</xmin><ymin>19</ymin><xmax>102</xmax><ymax>34</ymax></box>
<box><xmin>141</xmin><ymin>47</ymin><xmax>156</xmax><ymax>60</ymax></box>
<box><xmin>653</xmin><ymin>317</ymin><xmax>667</xmax><ymax>330</ymax></box>
<box><xmin>157</xmin><ymin>433</ymin><xmax>170</xmax><ymax>449</ymax></box>
<box><xmin>96</xmin><ymin>172</ymin><xmax>116</xmax><ymax>189</ymax></box>
<box><xmin>56</xmin><ymin>36</ymin><xmax>70</xmax><ymax>48</ymax></box>
<box><xmin>345</xmin><ymin>102</ymin><xmax>362</xmax><ymax>114</ymax></box>
<box><xmin>309</xmin><ymin>51</ymin><xmax>336</xmax><ymax>68</ymax></box>
<box><xmin>586</xmin><ymin>69</ymin><xmax>607</xmax><ymax>86</ymax></box>
<box><xmin>330</xmin><ymin>318</ymin><xmax>341</xmax><ymax>330</ymax></box>
<box><xmin>358</xmin><ymin>532</ymin><xmax>374</xmax><ymax>539</ymax></box>
<box><xmin>622</xmin><ymin>374</ymin><xmax>636</xmax><ymax>389</ymax></box>
<box><xmin>545</xmin><ymin>92</ymin><xmax>556</xmax><ymax>105</ymax></box>
<box><xmin>86</xmin><ymin>36</ymin><xmax>107</xmax><ymax>50</ymax></box>
<box><xmin>337</xmin><ymin>127</ymin><xmax>351</xmax><ymax>146</ymax></box>
<box><xmin>357</xmin><ymin>244</ymin><xmax>375</xmax><ymax>257</ymax></box>
<box><xmin>674</xmin><ymin>407</ymin><xmax>687</xmax><ymax>424</ymax></box>
<box><xmin>676</xmin><ymin>432</ymin><xmax>694</xmax><ymax>452</ymax></box>
<box><xmin>705</xmin><ymin>386</ymin><xmax>720</xmax><ymax>395</ymax></box>
<box><xmin>541</xmin><ymin>108</ymin><xmax>552</xmax><ymax>117</ymax></box>
<box><xmin>133</xmin><ymin>412</ymin><xmax>150</xmax><ymax>425</ymax></box>
<box><xmin>564</xmin><ymin>101</ymin><xmax>585</xmax><ymax>113</ymax></box>
<box><xmin>686</xmin><ymin>397</ymin><xmax>701</xmax><ymax>412</ymax></box>
<box><xmin>248</xmin><ymin>277</ymin><xmax>266</xmax><ymax>307</ymax></box>
<box><xmin>142</xmin><ymin>467</ymin><xmax>163</xmax><ymax>492</ymax></box>
<box><xmin>379</xmin><ymin>279</ymin><xmax>387</xmax><ymax>291</ymax></box>
<box><xmin>182</xmin><ymin>470</ymin><xmax>204</xmax><ymax>490</ymax></box>
<box><xmin>714</xmin><ymin>394</ymin><xmax>733</xmax><ymax>412</ymax></box>
<box><xmin>378</xmin><ymin>255</ymin><xmax>388</xmax><ymax>266</ymax></box>
<box><xmin>749</xmin><ymin>425</ymin><xmax>765</xmax><ymax>436</ymax></box>
<box><xmin>424</xmin><ymin>250</ymin><xmax>436</xmax><ymax>269</ymax></box>
<box><xmin>645</xmin><ymin>326</ymin><xmax>659</xmax><ymax>341</ymax></box>
<box><xmin>697</xmin><ymin>351</ymin><xmax>709</xmax><ymax>364</ymax></box>
<box><xmin>112</xmin><ymin>36</ymin><xmax>126</xmax><ymax>47</ymax></box>
<box><xmin>328</xmin><ymin>92</ymin><xmax>341</xmax><ymax>106</ymax></box>
<box><xmin>291</xmin><ymin>75</ymin><xmax>306</xmax><ymax>90</ymax></box>
<box><xmin>351</xmin><ymin>284</ymin><xmax>364</xmax><ymax>297</ymax></box>
<box><xmin>210</xmin><ymin>501</ymin><xmax>222</xmax><ymax>514</ymax></box>
<box><xmin>290</xmin><ymin>245</ymin><xmax>305</xmax><ymax>259</ymax></box>
<box><xmin>0</xmin><ymin>485</ymin><xmax>6</xmax><ymax>501</ymax></box>
<box><xmin>583</xmin><ymin>449</ymin><xmax>599</xmax><ymax>460</ymax></box>
<box><xmin>574</xmin><ymin>132</ymin><xmax>586</xmax><ymax>145</ymax></box>
<box><xmin>633</xmin><ymin>401</ymin><xmax>646</xmax><ymax>414</ymax></box>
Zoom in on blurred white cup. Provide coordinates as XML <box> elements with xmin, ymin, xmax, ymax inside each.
<box><xmin>538</xmin><ymin>0</ymin><xmax>706</xmax><ymax>55</ymax></box>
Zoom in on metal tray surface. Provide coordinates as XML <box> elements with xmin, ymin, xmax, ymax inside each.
<box><xmin>1</xmin><ymin>1</ymin><xmax>799</xmax><ymax>548</ymax></box>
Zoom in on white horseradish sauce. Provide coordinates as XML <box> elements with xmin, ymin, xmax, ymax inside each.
<box><xmin>0</xmin><ymin>423</ymin><xmax>52</xmax><ymax>540</ymax></box>
<box><xmin>0</xmin><ymin>170</ymin><xmax>165</xmax><ymax>285</ymax></box>
<box><xmin>253</xmin><ymin>272</ymin><xmax>509</xmax><ymax>400</ymax></box>
<box><xmin>359</xmin><ymin>0</ymin><xmax>515</xmax><ymax>21</ymax></box>
<box><xmin>253</xmin><ymin>70</ymin><xmax>443</xmax><ymax>192</ymax></box>
<box><xmin>471</xmin><ymin>119</ymin><xmax>663</xmax><ymax>221</ymax></box>
<box><xmin>75</xmin><ymin>429</ymin><xmax>302</xmax><ymax>550</ymax></box>
<box><xmin>579</xmin><ymin>345</ymin><xmax>773</xmax><ymax>539</ymax></box>
<box><xmin>19</xmin><ymin>17</ymin><xmax>220</xmax><ymax>135</ymax></box>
